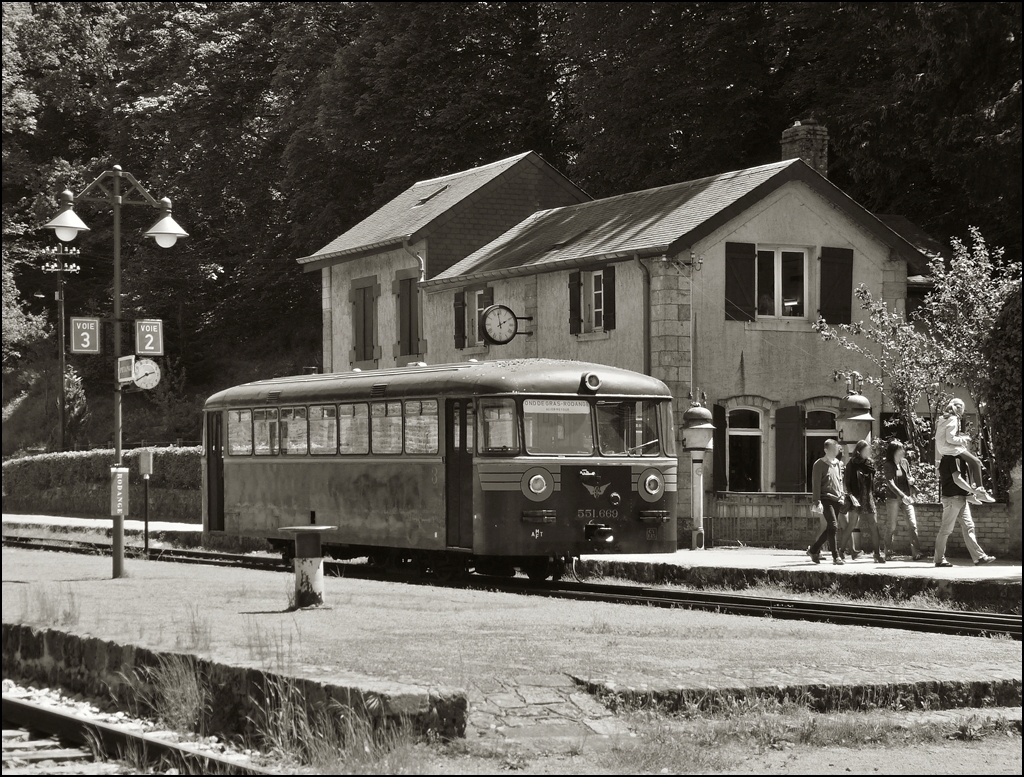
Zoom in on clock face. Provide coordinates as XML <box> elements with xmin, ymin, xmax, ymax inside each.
<box><xmin>133</xmin><ymin>358</ymin><xmax>161</xmax><ymax>390</ymax></box>
<box><xmin>481</xmin><ymin>304</ymin><xmax>518</xmax><ymax>345</ymax></box>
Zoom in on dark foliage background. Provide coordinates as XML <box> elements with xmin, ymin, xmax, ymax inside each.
<box><xmin>3</xmin><ymin>1</ymin><xmax>1021</xmax><ymax>454</ymax></box>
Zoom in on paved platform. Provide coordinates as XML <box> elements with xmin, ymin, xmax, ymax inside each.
<box><xmin>4</xmin><ymin>514</ymin><xmax>1021</xmax><ymax>611</ymax></box>
<box><xmin>2</xmin><ymin>547</ymin><xmax>1021</xmax><ymax>755</ymax></box>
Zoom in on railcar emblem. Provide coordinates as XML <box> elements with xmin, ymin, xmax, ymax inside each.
<box><xmin>580</xmin><ymin>469</ymin><xmax>610</xmax><ymax>499</ymax></box>
<box><xmin>583</xmin><ymin>481</ymin><xmax>610</xmax><ymax>499</ymax></box>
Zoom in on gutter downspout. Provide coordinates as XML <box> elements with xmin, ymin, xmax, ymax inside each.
<box><xmin>402</xmin><ymin>239</ymin><xmax>426</xmax><ymax>282</ymax></box>
<box><xmin>637</xmin><ymin>254</ymin><xmax>651</xmax><ymax>376</ymax></box>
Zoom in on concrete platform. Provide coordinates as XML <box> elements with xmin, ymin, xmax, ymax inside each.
<box><xmin>4</xmin><ymin>513</ymin><xmax>1021</xmax><ymax>611</ymax></box>
<box><xmin>2</xmin><ymin>547</ymin><xmax>1021</xmax><ymax>755</ymax></box>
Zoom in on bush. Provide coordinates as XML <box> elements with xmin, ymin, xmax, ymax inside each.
<box><xmin>2</xmin><ymin>446</ymin><xmax>202</xmax><ymax>496</ymax></box>
<box><xmin>982</xmin><ymin>282</ymin><xmax>1022</xmax><ymax>498</ymax></box>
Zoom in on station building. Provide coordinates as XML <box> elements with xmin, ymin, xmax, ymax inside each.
<box><xmin>296</xmin><ymin>124</ymin><xmax>951</xmax><ymax>545</ymax></box>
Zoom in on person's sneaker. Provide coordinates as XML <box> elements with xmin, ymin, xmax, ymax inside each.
<box><xmin>838</xmin><ymin>548</ymin><xmax>847</xmax><ymax>561</ymax></box>
<box><xmin>975</xmin><ymin>555</ymin><xmax>996</xmax><ymax>565</ymax></box>
<box><xmin>850</xmin><ymin>551</ymin><xmax>863</xmax><ymax>561</ymax></box>
<box><xmin>967</xmin><ymin>494</ymin><xmax>982</xmax><ymax>505</ymax></box>
<box><xmin>935</xmin><ymin>559</ymin><xmax>953</xmax><ymax>568</ymax></box>
<box><xmin>809</xmin><ymin>550</ymin><xmax>822</xmax><ymax>564</ymax></box>
<box><xmin>911</xmin><ymin>544</ymin><xmax>923</xmax><ymax>561</ymax></box>
<box><xmin>833</xmin><ymin>557</ymin><xmax>845</xmax><ymax>565</ymax></box>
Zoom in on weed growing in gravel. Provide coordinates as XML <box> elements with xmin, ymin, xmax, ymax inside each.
<box><xmin>250</xmin><ymin>675</ymin><xmax>426</xmax><ymax>773</ymax></box>
<box><xmin>120</xmin><ymin>653</ymin><xmax>211</xmax><ymax>735</ymax></box>
<box><xmin>21</xmin><ymin>582</ymin><xmax>80</xmax><ymax>627</ymax></box>
<box><xmin>175</xmin><ymin>602</ymin><xmax>213</xmax><ymax>653</ymax></box>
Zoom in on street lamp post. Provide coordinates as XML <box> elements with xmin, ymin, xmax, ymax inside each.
<box><xmin>44</xmin><ymin>166</ymin><xmax>187</xmax><ymax>579</ymax></box>
<box><xmin>41</xmin><ymin>246</ymin><xmax>81</xmax><ymax>452</ymax></box>
<box><xmin>836</xmin><ymin>372</ymin><xmax>874</xmax><ymax>451</ymax></box>
<box><xmin>682</xmin><ymin>402</ymin><xmax>715</xmax><ymax>550</ymax></box>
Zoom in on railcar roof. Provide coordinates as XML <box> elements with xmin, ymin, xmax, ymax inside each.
<box><xmin>204</xmin><ymin>359</ymin><xmax>671</xmax><ymax>409</ymax></box>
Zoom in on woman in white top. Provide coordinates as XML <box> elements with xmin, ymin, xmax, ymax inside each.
<box><xmin>935</xmin><ymin>399</ymin><xmax>994</xmax><ymax>503</ymax></box>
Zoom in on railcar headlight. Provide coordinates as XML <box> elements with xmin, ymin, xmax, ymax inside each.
<box><xmin>644</xmin><ymin>474</ymin><xmax>662</xmax><ymax>494</ymax></box>
<box><xmin>529</xmin><ymin>474</ymin><xmax>547</xmax><ymax>494</ymax></box>
<box><xmin>522</xmin><ymin>467</ymin><xmax>554</xmax><ymax>501</ymax></box>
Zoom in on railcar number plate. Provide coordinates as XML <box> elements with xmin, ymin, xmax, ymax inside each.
<box><xmin>577</xmin><ymin>509</ymin><xmax>619</xmax><ymax>520</ymax></box>
<box><xmin>646</xmin><ymin>527</ymin><xmax>661</xmax><ymax>541</ymax></box>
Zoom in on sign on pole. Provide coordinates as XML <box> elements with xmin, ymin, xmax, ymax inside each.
<box><xmin>110</xmin><ymin>467</ymin><xmax>129</xmax><ymax>516</ymax></box>
<box><xmin>135</xmin><ymin>319</ymin><xmax>164</xmax><ymax>355</ymax></box>
<box><xmin>117</xmin><ymin>355</ymin><xmax>136</xmax><ymax>384</ymax></box>
<box><xmin>70</xmin><ymin>317</ymin><xmax>101</xmax><ymax>354</ymax></box>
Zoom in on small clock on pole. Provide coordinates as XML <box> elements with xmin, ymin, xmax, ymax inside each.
<box><xmin>133</xmin><ymin>358</ymin><xmax>161</xmax><ymax>390</ymax></box>
<box><xmin>481</xmin><ymin>304</ymin><xmax>532</xmax><ymax>346</ymax></box>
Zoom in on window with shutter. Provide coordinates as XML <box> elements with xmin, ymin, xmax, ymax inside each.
<box><xmin>819</xmin><ymin>246</ymin><xmax>854</xmax><ymax>324</ymax></box>
<box><xmin>712</xmin><ymin>404</ymin><xmax>727</xmax><ymax>492</ymax></box>
<box><xmin>454</xmin><ymin>291</ymin><xmax>466</xmax><ymax>349</ymax></box>
<box><xmin>725</xmin><ymin>242</ymin><xmax>756</xmax><ymax>321</ymax></box>
<box><xmin>350</xmin><ymin>276</ymin><xmax>380</xmax><ymax>368</ymax></box>
<box><xmin>573</xmin><ymin>266</ymin><xmax>616</xmax><ymax>334</ymax></box>
<box><xmin>568</xmin><ymin>271</ymin><xmax>582</xmax><ymax>334</ymax></box>
<box><xmin>727</xmin><ymin>408</ymin><xmax>762</xmax><ymax>492</ymax></box>
<box><xmin>393</xmin><ymin>271</ymin><xmax>422</xmax><ymax>362</ymax></box>
<box><xmin>775</xmin><ymin>405</ymin><xmax>806</xmax><ymax>492</ymax></box>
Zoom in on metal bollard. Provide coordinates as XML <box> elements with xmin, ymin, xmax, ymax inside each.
<box><xmin>279</xmin><ymin>525</ymin><xmax>337</xmax><ymax>608</ymax></box>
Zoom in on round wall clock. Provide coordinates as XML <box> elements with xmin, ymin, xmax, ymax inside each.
<box><xmin>133</xmin><ymin>358</ymin><xmax>162</xmax><ymax>390</ymax></box>
<box><xmin>481</xmin><ymin>304</ymin><xmax>519</xmax><ymax>345</ymax></box>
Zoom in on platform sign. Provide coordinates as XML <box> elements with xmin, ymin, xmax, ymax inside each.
<box><xmin>70</xmin><ymin>317</ymin><xmax>101</xmax><ymax>354</ymax></box>
<box><xmin>110</xmin><ymin>467</ymin><xmax>129</xmax><ymax>516</ymax></box>
<box><xmin>117</xmin><ymin>355</ymin><xmax>136</xmax><ymax>384</ymax></box>
<box><xmin>135</xmin><ymin>319</ymin><xmax>164</xmax><ymax>356</ymax></box>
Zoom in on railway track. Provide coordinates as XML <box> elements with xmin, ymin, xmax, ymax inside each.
<box><xmin>2</xmin><ymin>693</ymin><xmax>270</xmax><ymax>775</ymax></box>
<box><xmin>4</xmin><ymin>533</ymin><xmax>1020</xmax><ymax>640</ymax></box>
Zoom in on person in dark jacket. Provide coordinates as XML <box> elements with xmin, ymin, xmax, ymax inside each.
<box><xmin>839</xmin><ymin>440</ymin><xmax>883</xmax><ymax>562</ymax></box>
<box><xmin>882</xmin><ymin>440</ymin><xmax>922</xmax><ymax>560</ymax></box>
<box><xmin>807</xmin><ymin>438</ymin><xmax>846</xmax><ymax>565</ymax></box>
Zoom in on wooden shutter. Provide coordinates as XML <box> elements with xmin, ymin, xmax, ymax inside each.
<box><xmin>712</xmin><ymin>404</ymin><xmax>727</xmax><ymax>492</ymax></box>
<box><xmin>603</xmin><ymin>265</ymin><xmax>616</xmax><ymax>331</ymax></box>
<box><xmin>775</xmin><ymin>405</ymin><xmax>805</xmax><ymax>492</ymax></box>
<box><xmin>568</xmin><ymin>271</ymin><xmax>582</xmax><ymax>334</ymax></box>
<box><xmin>351</xmin><ymin>286</ymin><xmax>366</xmax><ymax>362</ymax></box>
<box><xmin>724</xmin><ymin>242</ymin><xmax>756</xmax><ymax>322</ymax></box>
<box><xmin>819</xmin><ymin>246</ymin><xmax>854</xmax><ymax>325</ymax></box>
<box><xmin>479</xmin><ymin>287</ymin><xmax>494</xmax><ymax>338</ymax></box>
<box><xmin>454</xmin><ymin>291</ymin><xmax>466</xmax><ymax>349</ymax></box>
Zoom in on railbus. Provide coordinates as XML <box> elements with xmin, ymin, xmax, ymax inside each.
<box><xmin>202</xmin><ymin>358</ymin><xmax>678</xmax><ymax>581</ymax></box>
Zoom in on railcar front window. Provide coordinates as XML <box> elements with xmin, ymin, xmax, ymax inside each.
<box><xmin>596</xmin><ymin>400</ymin><xmax>661</xmax><ymax>456</ymax></box>
<box><xmin>253</xmin><ymin>408</ymin><xmax>279</xmax><ymax>455</ymax></box>
<box><xmin>227</xmin><ymin>409</ymin><xmax>252</xmax><ymax>455</ymax></box>
<box><xmin>478</xmin><ymin>398</ymin><xmax>519</xmax><ymax>454</ymax></box>
<box><xmin>523</xmin><ymin>398</ymin><xmax>593</xmax><ymax>455</ymax></box>
<box><xmin>309</xmin><ymin>405</ymin><xmax>337</xmax><ymax>454</ymax></box>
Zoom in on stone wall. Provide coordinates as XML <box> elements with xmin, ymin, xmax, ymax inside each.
<box><xmin>2</xmin><ymin>623</ymin><xmax>466</xmax><ymax>740</ymax></box>
<box><xmin>709</xmin><ymin>492</ymin><xmax>1021</xmax><ymax>559</ymax></box>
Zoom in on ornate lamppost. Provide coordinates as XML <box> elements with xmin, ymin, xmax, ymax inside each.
<box><xmin>40</xmin><ymin>245</ymin><xmax>81</xmax><ymax>451</ymax></box>
<box><xmin>44</xmin><ymin>166</ymin><xmax>187</xmax><ymax>578</ymax></box>
<box><xmin>682</xmin><ymin>402</ymin><xmax>715</xmax><ymax>550</ymax></box>
<box><xmin>836</xmin><ymin>372</ymin><xmax>874</xmax><ymax>451</ymax></box>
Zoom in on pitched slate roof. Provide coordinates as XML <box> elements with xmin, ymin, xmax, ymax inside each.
<box><xmin>875</xmin><ymin>215</ymin><xmax>943</xmax><ymax>276</ymax></box>
<box><xmin>428</xmin><ymin>159</ymin><xmax>927</xmax><ymax>285</ymax></box>
<box><xmin>296</xmin><ymin>152</ymin><xmax>559</xmax><ymax>268</ymax></box>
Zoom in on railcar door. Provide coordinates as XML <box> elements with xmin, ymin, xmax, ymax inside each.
<box><xmin>445</xmin><ymin>399</ymin><xmax>474</xmax><ymax>549</ymax></box>
<box><xmin>205</xmin><ymin>411</ymin><xmax>225</xmax><ymax>531</ymax></box>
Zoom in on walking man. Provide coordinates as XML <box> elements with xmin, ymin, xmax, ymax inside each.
<box><xmin>934</xmin><ymin>454</ymin><xmax>996</xmax><ymax>567</ymax></box>
<box><xmin>808</xmin><ymin>438</ymin><xmax>845</xmax><ymax>565</ymax></box>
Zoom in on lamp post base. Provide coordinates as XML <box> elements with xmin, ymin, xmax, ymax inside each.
<box><xmin>691</xmin><ymin>528</ymin><xmax>705</xmax><ymax>550</ymax></box>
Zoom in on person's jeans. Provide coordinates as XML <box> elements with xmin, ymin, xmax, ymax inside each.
<box><xmin>885</xmin><ymin>498</ymin><xmax>920</xmax><ymax>555</ymax></box>
<box><xmin>934</xmin><ymin>496</ymin><xmax>986</xmax><ymax>563</ymax></box>
<box><xmin>810</xmin><ymin>499</ymin><xmax>840</xmax><ymax>559</ymax></box>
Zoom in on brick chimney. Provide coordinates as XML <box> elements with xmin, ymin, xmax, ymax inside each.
<box><xmin>781</xmin><ymin>119</ymin><xmax>828</xmax><ymax>178</ymax></box>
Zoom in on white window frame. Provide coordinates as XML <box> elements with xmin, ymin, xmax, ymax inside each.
<box><xmin>582</xmin><ymin>269</ymin><xmax>605</xmax><ymax>333</ymax></box>
<box><xmin>755</xmin><ymin>246</ymin><xmax>808</xmax><ymax>320</ymax></box>
<box><xmin>468</xmin><ymin>289</ymin><xmax>487</xmax><ymax>346</ymax></box>
<box><xmin>726</xmin><ymin>407</ymin><xmax>763</xmax><ymax>492</ymax></box>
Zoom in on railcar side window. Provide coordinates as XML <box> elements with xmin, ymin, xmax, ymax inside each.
<box><xmin>405</xmin><ymin>400</ymin><xmax>439</xmax><ymax>454</ymax></box>
<box><xmin>253</xmin><ymin>408</ymin><xmax>279</xmax><ymax>455</ymax></box>
<box><xmin>227</xmin><ymin>409</ymin><xmax>252</xmax><ymax>455</ymax></box>
<box><xmin>338</xmin><ymin>403</ymin><xmax>369</xmax><ymax>454</ymax></box>
<box><xmin>280</xmin><ymin>407</ymin><xmax>308</xmax><ymax>454</ymax></box>
<box><xmin>371</xmin><ymin>401</ymin><xmax>403</xmax><ymax>454</ymax></box>
<box><xmin>661</xmin><ymin>400</ymin><xmax>677</xmax><ymax>456</ymax></box>
<box><xmin>478</xmin><ymin>398</ymin><xmax>519</xmax><ymax>454</ymax></box>
<box><xmin>309</xmin><ymin>405</ymin><xmax>337</xmax><ymax>454</ymax></box>
<box><xmin>523</xmin><ymin>398</ymin><xmax>593</xmax><ymax>455</ymax></box>
<box><xmin>596</xmin><ymin>401</ymin><xmax>661</xmax><ymax>456</ymax></box>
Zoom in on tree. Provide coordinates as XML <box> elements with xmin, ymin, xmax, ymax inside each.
<box><xmin>981</xmin><ymin>282</ymin><xmax>1022</xmax><ymax>497</ymax></box>
<box><xmin>917</xmin><ymin>228</ymin><xmax>1022</xmax><ymax>481</ymax></box>
<box><xmin>812</xmin><ymin>286</ymin><xmax>947</xmax><ymax>460</ymax></box>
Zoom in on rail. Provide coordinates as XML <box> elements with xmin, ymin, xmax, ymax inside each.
<box><xmin>3</xmin><ymin>533</ymin><xmax>1019</xmax><ymax>640</ymax></box>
